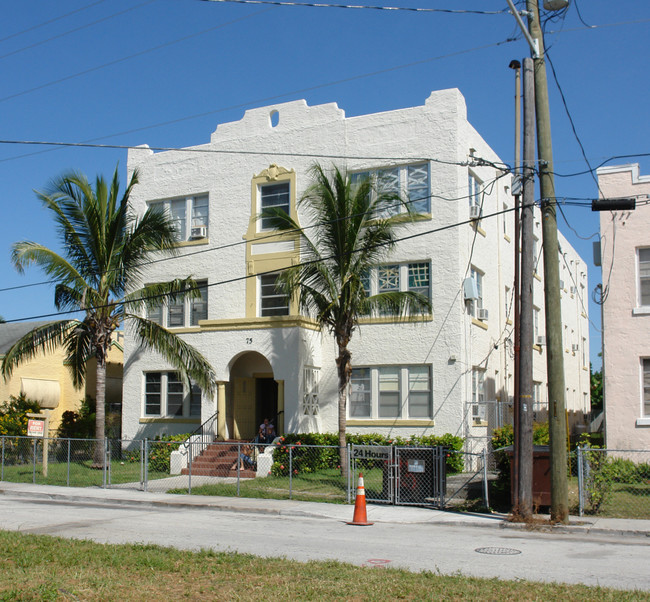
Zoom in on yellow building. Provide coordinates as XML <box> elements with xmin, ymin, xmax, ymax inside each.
<box><xmin>0</xmin><ymin>322</ymin><xmax>123</xmax><ymax>436</ymax></box>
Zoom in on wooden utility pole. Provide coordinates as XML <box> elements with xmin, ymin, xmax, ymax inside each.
<box><xmin>510</xmin><ymin>59</ymin><xmax>522</xmax><ymax>512</ymax></box>
<box><xmin>517</xmin><ymin>57</ymin><xmax>536</xmax><ymax>519</ymax></box>
<box><xmin>525</xmin><ymin>0</ymin><xmax>569</xmax><ymax>522</ymax></box>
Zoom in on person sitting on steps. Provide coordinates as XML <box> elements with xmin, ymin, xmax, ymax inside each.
<box><xmin>231</xmin><ymin>445</ymin><xmax>255</xmax><ymax>471</ymax></box>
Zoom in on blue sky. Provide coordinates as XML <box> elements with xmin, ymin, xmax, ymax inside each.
<box><xmin>1</xmin><ymin>0</ymin><xmax>649</xmax><ymax>369</ymax></box>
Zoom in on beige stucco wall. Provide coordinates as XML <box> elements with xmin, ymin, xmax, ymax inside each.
<box><xmin>598</xmin><ymin>164</ymin><xmax>650</xmax><ymax>449</ymax></box>
<box><xmin>0</xmin><ymin>332</ymin><xmax>124</xmax><ymax>436</ymax></box>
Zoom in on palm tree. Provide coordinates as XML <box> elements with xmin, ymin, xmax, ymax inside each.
<box><xmin>1</xmin><ymin>166</ymin><xmax>216</xmax><ymax>465</ymax></box>
<box><xmin>266</xmin><ymin>164</ymin><xmax>431</xmax><ymax>476</ymax></box>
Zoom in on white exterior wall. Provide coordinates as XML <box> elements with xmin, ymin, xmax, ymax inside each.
<box><xmin>598</xmin><ymin>164</ymin><xmax>650</xmax><ymax>449</ymax></box>
<box><xmin>122</xmin><ymin>89</ymin><xmax>590</xmax><ymax>445</ymax></box>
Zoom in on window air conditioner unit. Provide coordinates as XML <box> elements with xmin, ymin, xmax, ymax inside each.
<box><xmin>190</xmin><ymin>225</ymin><xmax>207</xmax><ymax>239</ymax></box>
<box><xmin>477</xmin><ymin>308</ymin><xmax>489</xmax><ymax>321</ymax></box>
<box><xmin>536</xmin><ymin>336</ymin><xmax>546</xmax><ymax>346</ymax></box>
<box><xmin>572</xmin><ymin>344</ymin><xmax>579</xmax><ymax>352</ymax></box>
<box><xmin>469</xmin><ymin>205</ymin><xmax>481</xmax><ymax>220</ymax></box>
<box><xmin>559</xmin><ymin>279</ymin><xmax>565</xmax><ymax>290</ymax></box>
<box><xmin>570</xmin><ymin>286</ymin><xmax>577</xmax><ymax>294</ymax></box>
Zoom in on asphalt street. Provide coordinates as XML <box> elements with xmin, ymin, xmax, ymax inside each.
<box><xmin>1</xmin><ymin>482</ymin><xmax>649</xmax><ymax>592</ymax></box>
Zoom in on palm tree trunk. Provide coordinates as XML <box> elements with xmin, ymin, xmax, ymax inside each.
<box><xmin>92</xmin><ymin>352</ymin><xmax>107</xmax><ymax>468</ymax></box>
<box><xmin>336</xmin><ymin>343</ymin><xmax>352</xmax><ymax>481</ymax></box>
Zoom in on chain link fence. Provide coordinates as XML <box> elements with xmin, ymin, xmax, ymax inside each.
<box><xmin>576</xmin><ymin>447</ymin><xmax>650</xmax><ymax>518</ymax></box>
<box><xmin>2</xmin><ymin>435</ymin><xmax>648</xmax><ymax>518</ymax></box>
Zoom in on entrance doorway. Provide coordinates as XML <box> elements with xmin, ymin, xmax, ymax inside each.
<box><xmin>229</xmin><ymin>352</ymin><xmax>280</xmax><ymax>440</ymax></box>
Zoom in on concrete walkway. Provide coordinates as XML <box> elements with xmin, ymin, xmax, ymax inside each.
<box><xmin>1</xmin><ymin>480</ymin><xmax>649</xmax><ymax>538</ymax></box>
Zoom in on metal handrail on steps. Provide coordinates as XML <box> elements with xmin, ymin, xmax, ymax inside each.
<box><xmin>181</xmin><ymin>411</ymin><xmax>218</xmax><ymax>460</ymax></box>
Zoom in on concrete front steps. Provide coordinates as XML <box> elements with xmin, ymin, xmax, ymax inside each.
<box><xmin>180</xmin><ymin>440</ymin><xmax>256</xmax><ymax>478</ymax></box>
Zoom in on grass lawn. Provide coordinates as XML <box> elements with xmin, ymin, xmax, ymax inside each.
<box><xmin>171</xmin><ymin>468</ymin><xmax>349</xmax><ymax>503</ymax></box>
<box><xmin>0</xmin><ymin>460</ymin><xmax>167</xmax><ymax>488</ymax></box>
<box><xmin>1</xmin><ymin>530</ymin><xmax>646</xmax><ymax>601</ymax></box>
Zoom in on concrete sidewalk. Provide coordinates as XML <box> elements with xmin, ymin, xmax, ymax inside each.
<box><xmin>1</xmin><ymin>480</ymin><xmax>649</xmax><ymax>538</ymax></box>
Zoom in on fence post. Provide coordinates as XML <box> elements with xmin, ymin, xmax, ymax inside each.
<box><xmin>1</xmin><ymin>437</ymin><xmax>4</xmax><ymax>481</ymax></box>
<box><xmin>139</xmin><ymin>440</ymin><xmax>144</xmax><ymax>491</ymax></box>
<box><xmin>107</xmin><ymin>440</ymin><xmax>112</xmax><ymax>487</ymax></box>
<box><xmin>289</xmin><ymin>445</ymin><xmax>293</xmax><ymax>500</ymax></box>
<box><xmin>482</xmin><ymin>448</ymin><xmax>490</xmax><ymax>509</ymax></box>
<box><xmin>347</xmin><ymin>443</ymin><xmax>352</xmax><ymax>504</ymax></box>
<box><xmin>67</xmin><ymin>438</ymin><xmax>71</xmax><ymax>487</ymax></box>
<box><xmin>32</xmin><ymin>437</ymin><xmax>37</xmax><ymax>484</ymax></box>
<box><xmin>188</xmin><ymin>439</ymin><xmax>192</xmax><ymax>495</ymax></box>
<box><xmin>577</xmin><ymin>445</ymin><xmax>584</xmax><ymax>517</ymax></box>
<box><xmin>236</xmin><ymin>442</ymin><xmax>241</xmax><ymax>497</ymax></box>
<box><xmin>102</xmin><ymin>439</ymin><xmax>108</xmax><ymax>488</ymax></box>
<box><xmin>144</xmin><ymin>438</ymin><xmax>149</xmax><ymax>492</ymax></box>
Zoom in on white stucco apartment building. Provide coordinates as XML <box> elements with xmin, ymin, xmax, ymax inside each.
<box><xmin>598</xmin><ymin>163</ymin><xmax>650</xmax><ymax>449</ymax></box>
<box><xmin>121</xmin><ymin>89</ymin><xmax>590</xmax><ymax>450</ymax></box>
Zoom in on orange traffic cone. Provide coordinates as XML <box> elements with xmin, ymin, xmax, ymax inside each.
<box><xmin>347</xmin><ymin>472</ymin><xmax>373</xmax><ymax>526</ymax></box>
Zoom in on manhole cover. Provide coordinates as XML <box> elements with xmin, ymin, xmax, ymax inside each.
<box><xmin>475</xmin><ymin>547</ymin><xmax>522</xmax><ymax>556</ymax></box>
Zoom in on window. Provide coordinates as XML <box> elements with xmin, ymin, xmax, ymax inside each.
<box><xmin>503</xmin><ymin>203</ymin><xmax>509</xmax><ymax>236</ymax></box>
<box><xmin>533</xmin><ymin>307</ymin><xmax>540</xmax><ymax>341</ymax></box>
<box><xmin>505</xmin><ymin>286</ymin><xmax>510</xmax><ymax>318</ymax></box>
<box><xmin>190</xmin><ymin>282</ymin><xmax>208</xmax><ymax>325</ymax></box>
<box><xmin>260</xmin><ymin>182</ymin><xmax>290</xmax><ymax>229</ymax></box>
<box><xmin>639</xmin><ymin>248</ymin><xmax>650</xmax><ymax>306</ymax></box>
<box><xmin>581</xmin><ymin>337</ymin><xmax>586</xmax><ymax>367</ymax></box>
<box><xmin>469</xmin><ymin>267</ymin><xmax>483</xmax><ymax>317</ymax></box>
<box><xmin>350</xmin><ymin>368</ymin><xmax>371</xmax><ymax>418</ymax></box>
<box><xmin>147</xmin><ymin>280</ymin><xmax>208</xmax><ymax>328</ymax></box>
<box><xmin>349</xmin><ymin>365</ymin><xmax>432</xmax><ymax>419</ymax></box>
<box><xmin>144</xmin><ymin>372</ymin><xmax>202</xmax><ymax>418</ymax></box>
<box><xmin>149</xmin><ymin>195</ymin><xmax>209</xmax><ymax>241</ymax></box>
<box><xmin>302</xmin><ymin>367</ymin><xmax>320</xmax><ymax>416</ymax></box>
<box><xmin>260</xmin><ymin>273</ymin><xmax>289</xmax><ymax>316</ymax></box>
<box><xmin>468</xmin><ymin>172</ymin><xmax>482</xmax><ymax>208</ymax></box>
<box><xmin>350</xmin><ymin>163</ymin><xmax>430</xmax><ymax>215</ymax></box>
<box><xmin>363</xmin><ymin>262</ymin><xmax>431</xmax><ymax>315</ymax></box>
<box><xmin>471</xmin><ymin>368</ymin><xmax>485</xmax><ymax>421</ymax></box>
<box><xmin>643</xmin><ymin>359</ymin><xmax>650</xmax><ymax>418</ymax></box>
<box><xmin>533</xmin><ymin>381</ymin><xmax>545</xmax><ymax>412</ymax></box>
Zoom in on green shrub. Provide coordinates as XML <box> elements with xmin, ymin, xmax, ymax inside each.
<box><xmin>270</xmin><ymin>432</ymin><xmax>465</xmax><ymax>476</ymax></box>
<box><xmin>0</xmin><ymin>394</ymin><xmax>41</xmax><ymax>436</ymax></box>
<box><xmin>147</xmin><ymin>433</ymin><xmax>190</xmax><ymax>473</ymax></box>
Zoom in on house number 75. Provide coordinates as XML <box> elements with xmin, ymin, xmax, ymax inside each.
<box><xmin>245</xmin><ymin>338</ymin><xmax>253</xmax><ymax>345</ymax></box>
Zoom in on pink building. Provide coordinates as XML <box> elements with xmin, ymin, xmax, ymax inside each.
<box><xmin>598</xmin><ymin>164</ymin><xmax>650</xmax><ymax>449</ymax></box>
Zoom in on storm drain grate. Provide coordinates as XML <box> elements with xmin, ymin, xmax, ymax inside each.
<box><xmin>474</xmin><ymin>547</ymin><xmax>522</xmax><ymax>556</ymax></box>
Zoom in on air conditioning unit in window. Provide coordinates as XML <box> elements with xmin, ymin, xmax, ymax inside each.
<box><xmin>559</xmin><ymin>279</ymin><xmax>565</xmax><ymax>290</ymax></box>
<box><xmin>477</xmin><ymin>308</ymin><xmax>489</xmax><ymax>321</ymax></box>
<box><xmin>570</xmin><ymin>286</ymin><xmax>577</xmax><ymax>294</ymax></box>
<box><xmin>572</xmin><ymin>344</ymin><xmax>579</xmax><ymax>352</ymax></box>
<box><xmin>536</xmin><ymin>335</ymin><xmax>546</xmax><ymax>346</ymax></box>
<box><xmin>469</xmin><ymin>205</ymin><xmax>481</xmax><ymax>220</ymax></box>
<box><xmin>190</xmin><ymin>225</ymin><xmax>207</xmax><ymax>239</ymax></box>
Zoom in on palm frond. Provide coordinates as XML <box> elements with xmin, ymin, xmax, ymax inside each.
<box><xmin>127</xmin><ymin>314</ymin><xmax>217</xmax><ymax>396</ymax></box>
<box><xmin>1</xmin><ymin>321</ymin><xmax>79</xmax><ymax>381</ymax></box>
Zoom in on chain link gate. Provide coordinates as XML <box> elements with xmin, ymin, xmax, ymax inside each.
<box><xmin>350</xmin><ymin>445</ymin><xmax>446</xmax><ymax>507</ymax></box>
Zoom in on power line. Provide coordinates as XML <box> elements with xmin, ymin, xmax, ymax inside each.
<box><xmin>0</xmin><ymin>138</ymin><xmax>507</xmax><ymax>171</ymax></box>
<box><xmin>545</xmin><ymin>50</ymin><xmax>603</xmax><ymax>198</ymax></box>
<box><xmin>0</xmin><ymin>7</ymin><xmax>272</xmax><ymax>104</ymax></box>
<box><xmin>195</xmin><ymin>0</ymin><xmax>509</xmax><ymax>14</ymax></box>
<box><xmin>0</xmin><ymin>171</ymin><xmax>509</xmax><ymax>295</ymax></box>
<box><xmin>2</xmin><ymin>200</ymin><xmax>535</xmax><ymax>323</ymax></box>
<box><xmin>0</xmin><ymin>0</ymin><xmax>158</xmax><ymax>61</ymax></box>
<box><xmin>0</xmin><ymin>0</ymin><xmax>107</xmax><ymax>44</ymax></box>
<box><xmin>0</xmin><ymin>36</ymin><xmax>518</xmax><ymax>165</ymax></box>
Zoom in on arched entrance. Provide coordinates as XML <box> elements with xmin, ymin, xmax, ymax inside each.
<box><xmin>228</xmin><ymin>351</ymin><xmax>280</xmax><ymax>440</ymax></box>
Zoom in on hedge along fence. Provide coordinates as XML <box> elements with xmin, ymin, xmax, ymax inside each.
<box><xmin>270</xmin><ymin>433</ymin><xmax>465</xmax><ymax>477</ymax></box>
<box><xmin>123</xmin><ymin>434</ymin><xmax>189</xmax><ymax>473</ymax></box>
